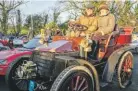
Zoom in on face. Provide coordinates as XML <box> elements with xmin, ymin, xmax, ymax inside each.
<box><xmin>85</xmin><ymin>8</ymin><xmax>93</xmax><ymax>16</ymax></box>
<box><xmin>100</xmin><ymin>9</ymin><xmax>109</xmax><ymax>16</ymax></box>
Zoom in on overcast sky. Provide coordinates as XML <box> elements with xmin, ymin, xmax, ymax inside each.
<box><xmin>16</xmin><ymin>0</ymin><xmax>69</xmax><ymax>23</ymax></box>
<box><xmin>18</xmin><ymin>0</ymin><xmax>56</xmax><ymax>15</ymax></box>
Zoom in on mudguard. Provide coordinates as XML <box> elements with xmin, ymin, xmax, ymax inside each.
<box><xmin>102</xmin><ymin>45</ymin><xmax>134</xmax><ymax>82</ymax></box>
<box><xmin>5</xmin><ymin>55</ymin><xmax>31</xmax><ymax>86</ymax></box>
<box><xmin>55</xmin><ymin>56</ymin><xmax>100</xmax><ymax>91</ymax></box>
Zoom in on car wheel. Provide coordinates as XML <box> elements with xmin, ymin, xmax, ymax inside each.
<box><xmin>50</xmin><ymin>66</ymin><xmax>94</xmax><ymax>91</ymax></box>
<box><xmin>117</xmin><ymin>51</ymin><xmax>133</xmax><ymax>88</ymax></box>
<box><xmin>5</xmin><ymin>58</ymin><xmax>30</xmax><ymax>91</ymax></box>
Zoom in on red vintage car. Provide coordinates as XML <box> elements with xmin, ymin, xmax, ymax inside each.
<box><xmin>0</xmin><ymin>49</ymin><xmax>32</xmax><ymax>75</ymax></box>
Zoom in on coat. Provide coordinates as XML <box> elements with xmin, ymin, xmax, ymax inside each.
<box><xmin>75</xmin><ymin>15</ymin><xmax>98</xmax><ymax>35</ymax></box>
<box><xmin>97</xmin><ymin>13</ymin><xmax>116</xmax><ymax>35</ymax></box>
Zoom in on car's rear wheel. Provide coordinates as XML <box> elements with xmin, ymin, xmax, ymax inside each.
<box><xmin>117</xmin><ymin>51</ymin><xmax>133</xmax><ymax>88</ymax></box>
<box><xmin>50</xmin><ymin>66</ymin><xmax>94</xmax><ymax>91</ymax></box>
<box><xmin>6</xmin><ymin>58</ymin><xmax>30</xmax><ymax>91</ymax></box>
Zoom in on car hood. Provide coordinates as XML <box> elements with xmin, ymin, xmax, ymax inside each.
<box><xmin>0</xmin><ymin>49</ymin><xmax>27</xmax><ymax>59</ymax></box>
<box><xmin>16</xmin><ymin>47</ymin><xmax>32</xmax><ymax>51</ymax></box>
<box><xmin>36</xmin><ymin>40</ymin><xmax>73</xmax><ymax>52</ymax></box>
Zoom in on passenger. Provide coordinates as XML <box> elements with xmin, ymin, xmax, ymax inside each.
<box><xmin>93</xmin><ymin>3</ymin><xmax>116</xmax><ymax>40</ymax></box>
<box><xmin>68</xmin><ymin>4</ymin><xmax>98</xmax><ymax>37</ymax></box>
<box><xmin>90</xmin><ymin>3</ymin><xmax>116</xmax><ymax>59</ymax></box>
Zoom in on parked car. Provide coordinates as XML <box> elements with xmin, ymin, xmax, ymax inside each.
<box><xmin>130</xmin><ymin>33</ymin><xmax>138</xmax><ymax>53</ymax></box>
<box><xmin>13</xmin><ymin>38</ymin><xmax>24</xmax><ymax>48</ymax></box>
<box><xmin>0</xmin><ymin>42</ymin><xmax>10</xmax><ymax>51</ymax></box>
<box><xmin>0</xmin><ymin>39</ymin><xmax>8</xmax><ymax>46</ymax></box>
<box><xmin>0</xmin><ymin>49</ymin><xmax>32</xmax><ymax>76</ymax></box>
<box><xmin>18</xmin><ymin>35</ymin><xmax>28</xmax><ymax>44</ymax></box>
<box><xmin>0</xmin><ymin>35</ymin><xmax>47</xmax><ymax>76</ymax></box>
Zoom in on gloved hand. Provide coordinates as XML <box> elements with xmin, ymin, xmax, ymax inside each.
<box><xmin>93</xmin><ymin>31</ymin><xmax>104</xmax><ymax>41</ymax></box>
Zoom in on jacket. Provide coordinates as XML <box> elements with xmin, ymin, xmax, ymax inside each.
<box><xmin>97</xmin><ymin>13</ymin><xmax>115</xmax><ymax>35</ymax></box>
<box><xmin>75</xmin><ymin>15</ymin><xmax>98</xmax><ymax>34</ymax></box>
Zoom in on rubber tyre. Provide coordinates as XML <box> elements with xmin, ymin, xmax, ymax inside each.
<box><xmin>135</xmin><ymin>47</ymin><xmax>138</xmax><ymax>53</ymax></box>
<box><xmin>117</xmin><ymin>51</ymin><xmax>133</xmax><ymax>88</ymax></box>
<box><xmin>50</xmin><ymin>66</ymin><xmax>94</xmax><ymax>91</ymax></box>
<box><xmin>5</xmin><ymin>58</ymin><xmax>29</xmax><ymax>91</ymax></box>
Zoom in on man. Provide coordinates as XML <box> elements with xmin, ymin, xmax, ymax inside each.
<box><xmin>90</xmin><ymin>3</ymin><xmax>116</xmax><ymax>59</ymax></box>
<box><xmin>94</xmin><ymin>3</ymin><xmax>116</xmax><ymax>39</ymax></box>
<box><xmin>68</xmin><ymin>4</ymin><xmax>98</xmax><ymax>37</ymax></box>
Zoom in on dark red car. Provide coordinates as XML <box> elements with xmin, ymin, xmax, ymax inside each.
<box><xmin>0</xmin><ymin>49</ymin><xmax>32</xmax><ymax>75</ymax></box>
<box><xmin>0</xmin><ymin>39</ymin><xmax>8</xmax><ymax>46</ymax></box>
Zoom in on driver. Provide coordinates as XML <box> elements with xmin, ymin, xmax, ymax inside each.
<box><xmin>68</xmin><ymin>4</ymin><xmax>97</xmax><ymax>37</ymax></box>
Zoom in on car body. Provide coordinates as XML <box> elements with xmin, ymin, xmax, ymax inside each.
<box><xmin>129</xmin><ymin>33</ymin><xmax>138</xmax><ymax>53</ymax></box>
<box><xmin>0</xmin><ymin>35</ymin><xmax>45</xmax><ymax>75</ymax></box>
<box><xmin>6</xmin><ymin>25</ymin><xmax>135</xmax><ymax>91</ymax></box>
<box><xmin>18</xmin><ymin>35</ymin><xmax>28</xmax><ymax>43</ymax></box>
<box><xmin>0</xmin><ymin>49</ymin><xmax>32</xmax><ymax>75</ymax></box>
<box><xmin>0</xmin><ymin>39</ymin><xmax>8</xmax><ymax>46</ymax></box>
<box><xmin>16</xmin><ymin>35</ymin><xmax>42</xmax><ymax>51</ymax></box>
<box><xmin>0</xmin><ymin>42</ymin><xmax>10</xmax><ymax>51</ymax></box>
<box><xmin>13</xmin><ymin>38</ymin><xmax>24</xmax><ymax>48</ymax></box>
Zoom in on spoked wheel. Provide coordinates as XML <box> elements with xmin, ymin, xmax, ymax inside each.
<box><xmin>6</xmin><ymin>58</ymin><xmax>31</xmax><ymax>91</ymax></box>
<box><xmin>117</xmin><ymin>51</ymin><xmax>133</xmax><ymax>88</ymax></box>
<box><xmin>50</xmin><ymin>66</ymin><xmax>94</xmax><ymax>91</ymax></box>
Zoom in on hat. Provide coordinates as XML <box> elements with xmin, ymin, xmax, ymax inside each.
<box><xmin>86</xmin><ymin>4</ymin><xmax>94</xmax><ymax>9</ymax></box>
<box><xmin>99</xmin><ymin>4</ymin><xmax>109</xmax><ymax>11</ymax></box>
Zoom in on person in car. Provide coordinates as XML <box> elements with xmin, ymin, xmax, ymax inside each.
<box><xmin>90</xmin><ymin>3</ymin><xmax>116</xmax><ymax>59</ymax></box>
<box><xmin>93</xmin><ymin>3</ymin><xmax>116</xmax><ymax>40</ymax></box>
<box><xmin>68</xmin><ymin>4</ymin><xmax>98</xmax><ymax>37</ymax></box>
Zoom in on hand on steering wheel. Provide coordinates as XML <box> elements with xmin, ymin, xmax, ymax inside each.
<box><xmin>68</xmin><ymin>23</ymin><xmax>88</xmax><ymax>31</ymax></box>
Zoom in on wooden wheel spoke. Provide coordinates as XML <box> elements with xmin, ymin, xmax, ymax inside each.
<box><xmin>74</xmin><ymin>76</ymin><xmax>80</xmax><ymax>90</ymax></box>
<box><xmin>16</xmin><ymin>80</ymin><xmax>22</xmax><ymax>85</ymax></box>
<box><xmin>80</xmin><ymin>85</ymin><xmax>88</xmax><ymax>91</ymax></box>
<box><xmin>77</xmin><ymin>78</ymin><xmax>86</xmax><ymax>91</ymax></box>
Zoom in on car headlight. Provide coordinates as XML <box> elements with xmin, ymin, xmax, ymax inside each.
<box><xmin>0</xmin><ymin>60</ymin><xmax>7</xmax><ymax>65</ymax></box>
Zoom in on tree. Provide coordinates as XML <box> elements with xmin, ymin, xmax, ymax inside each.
<box><xmin>16</xmin><ymin>9</ymin><xmax>21</xmax><ymax>36</ymax></box>
<box><xmin>0</xmin><ymin>0</ymin><xmax>24</xmax><ymax>34</ymax></box>
<box><xmin>24</xmin><ymin>14</ymin><xmax>43</xmax><ymax>34</ymax></box>
<box><xmin>59</xmin><ymin>0</ymin><xmax>138</xmax><ymax>27</ymax></box>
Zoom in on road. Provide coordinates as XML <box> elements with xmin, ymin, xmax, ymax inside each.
<box><xmin>0</xmin><ymin>54</ymin><xmax>138</xmax><ymax>91</ymax></box>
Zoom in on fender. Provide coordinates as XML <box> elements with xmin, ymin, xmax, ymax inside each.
<box><xmin>75</xmin><ymin>59</ymin><xmax>100</xmax><ymax>91</ymax></box>
<box><xmin>5</xmin><ymin>55</ymin><xmax>31</xmax><ymax>85</ymax></box>
<box><xmin>55</xmin><ymin>56</ymin><xmax>100</xmax><ymax>91</ymax></box>
<box><xmin>8</xmin><ymin>54</ymin><xmax>31</xmax><ymax>69</ymax></box>
<box><xmin>102</xmin><ymin>45</ymin><xmax>133</xmax><ymax>82</ymax></box>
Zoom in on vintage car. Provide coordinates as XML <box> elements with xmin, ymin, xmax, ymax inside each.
<box><xmin>6</xmin><ymin>24</ymin><xmax>134</xmax><ymax>91</ymax></box>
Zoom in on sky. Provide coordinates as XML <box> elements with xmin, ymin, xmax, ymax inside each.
<box><xmin>18</xmin><ymin>0</ymin><xmax>57</xmax><ymax>15</ymax></box>
<box><xmin>16</xmin><ymin>0</ymin><xmax>68</xmax><ymax>23</ymax></box>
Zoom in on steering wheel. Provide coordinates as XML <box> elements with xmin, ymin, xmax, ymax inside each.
<box><xmin>68</xmin><ymin>23</ymin><xmax>88</xmax><ymax>31</ymax></box>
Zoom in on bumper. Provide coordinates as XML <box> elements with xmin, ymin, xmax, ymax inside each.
<box><xmin>0</xmin><ymin>65</ymin><xmax>8</xmax><ymax>75</ymax></box>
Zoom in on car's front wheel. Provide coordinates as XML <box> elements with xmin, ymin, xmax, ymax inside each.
<box><xmin>50</xmin><ymin>66</ymin><xmax>94</xmax><ymax>91</ymax></box>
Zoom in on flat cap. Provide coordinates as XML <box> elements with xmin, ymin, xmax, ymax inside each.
<box><xmin>86</xmin><ymin>4</ymin><xmax>95</xmax><ymax>9</ymax></box>
<box><xmin>99</xmin><ymin>4</ymin><xmax>109</xmax><ymax>11</ymax></box>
